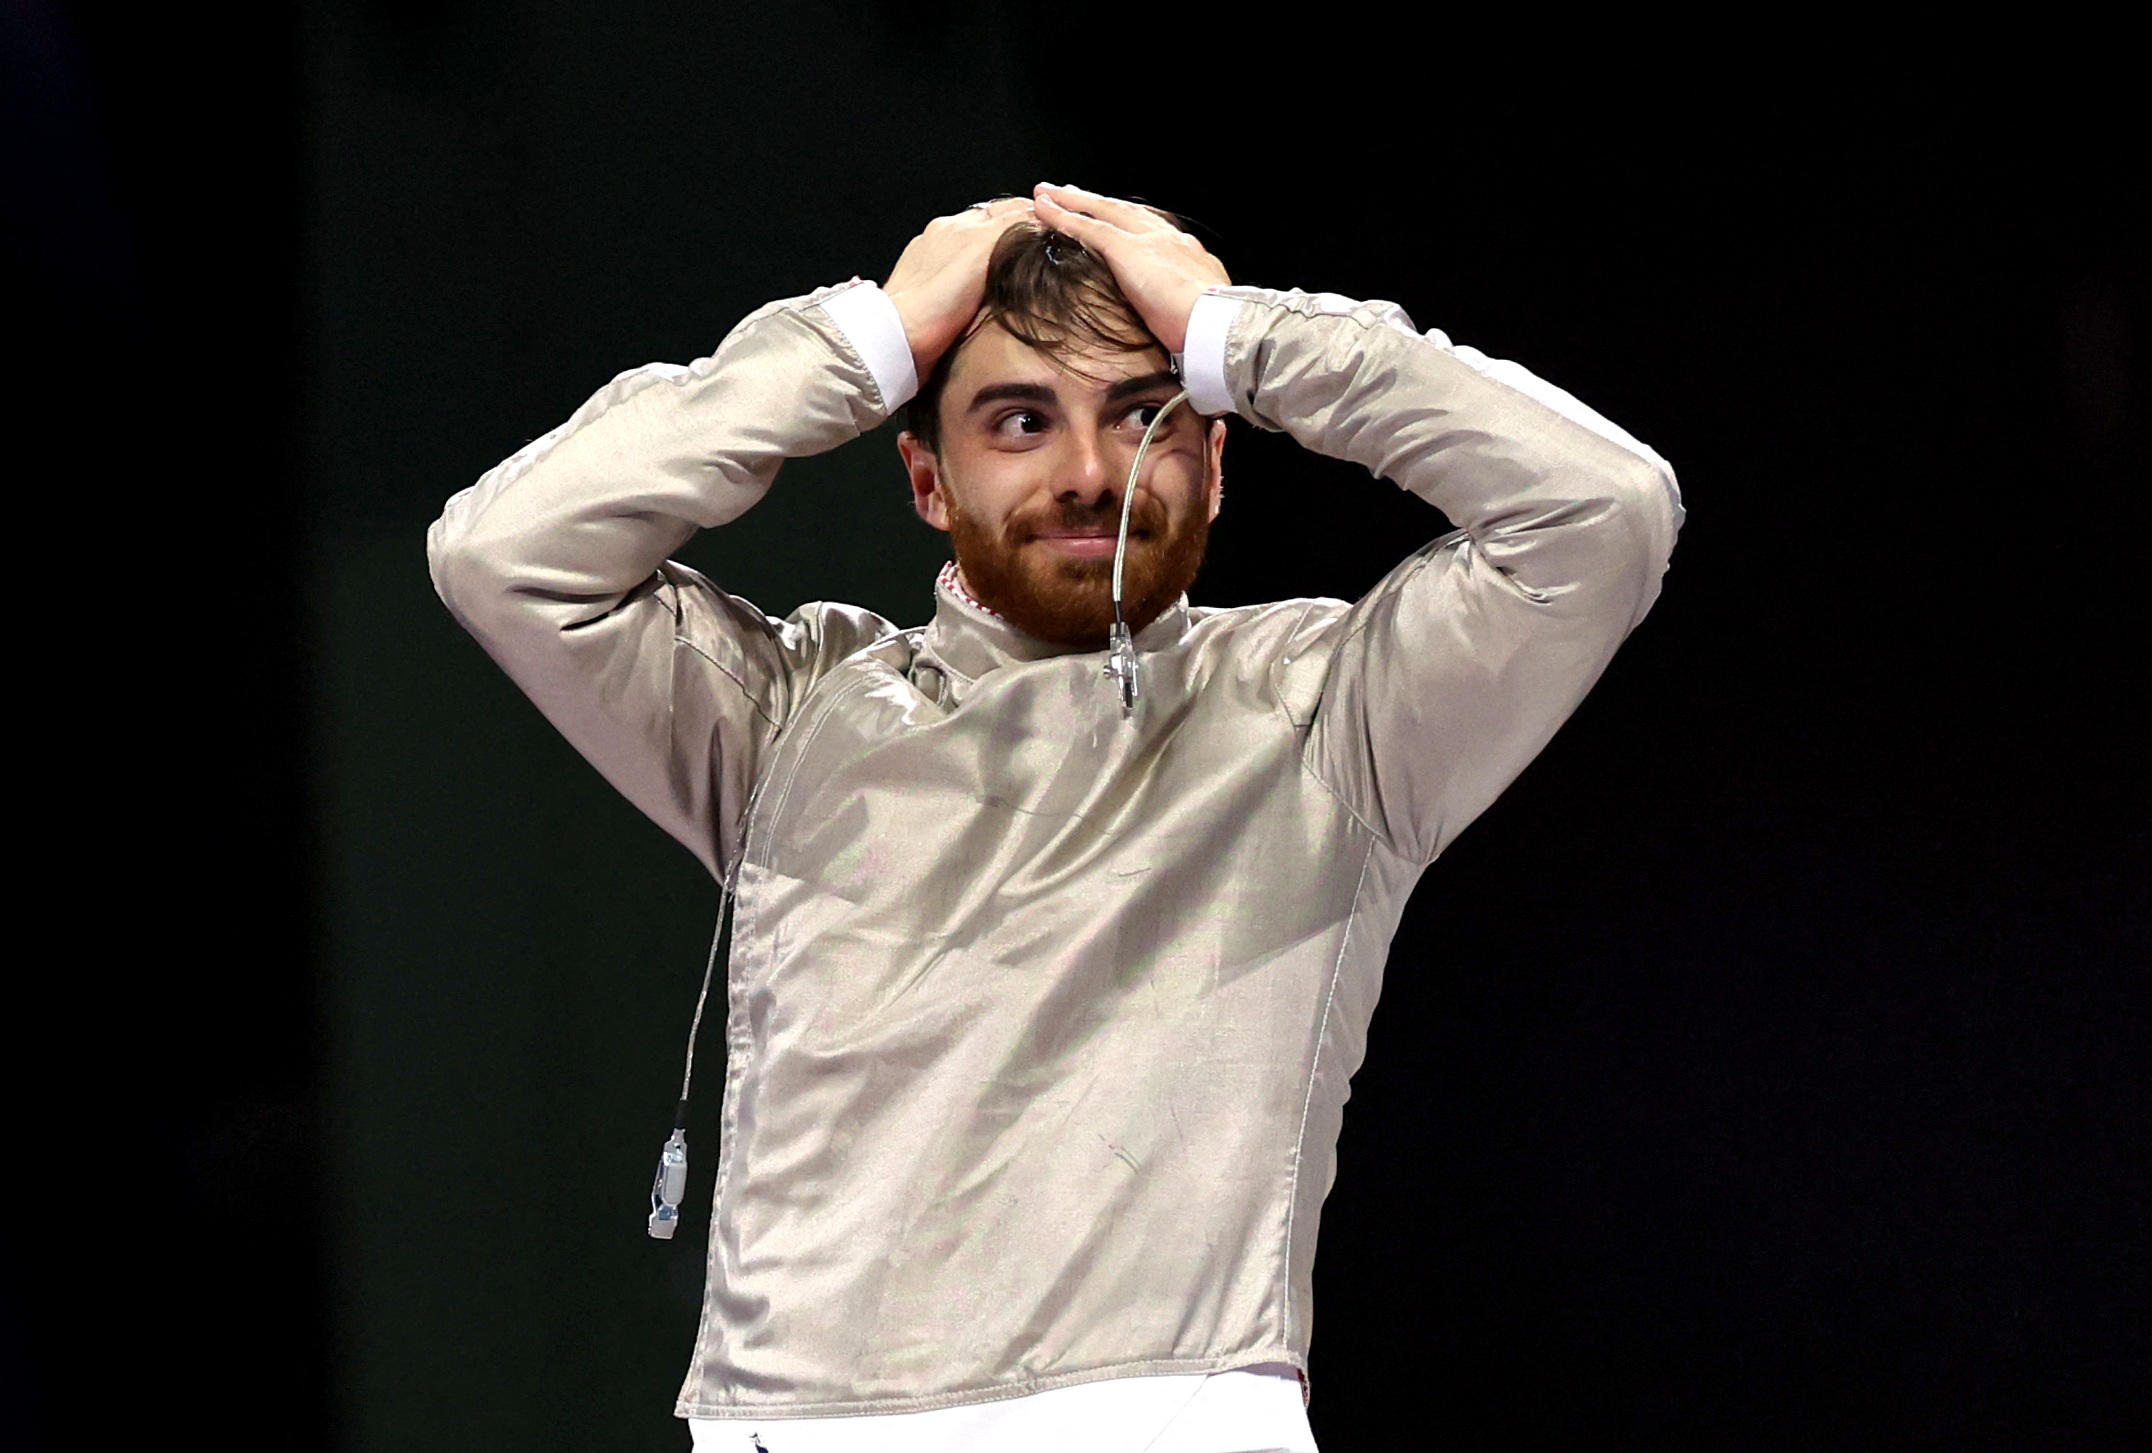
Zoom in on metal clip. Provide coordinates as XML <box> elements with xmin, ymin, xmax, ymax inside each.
<box><xmin>648</xmin><ymin>1128</ymin><xmax>688</xmax><ymax>1239</ymax></box>
<box><xmin>1105</xmin><ymin>621</ymin><xmax>1139</xmax><ymax>715</ymax></box>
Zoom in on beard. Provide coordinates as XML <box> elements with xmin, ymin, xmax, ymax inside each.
<box><xmin>947</xmin><ymin>487</ymin><xmax>1210</xmax><ymax>649</ymax></box>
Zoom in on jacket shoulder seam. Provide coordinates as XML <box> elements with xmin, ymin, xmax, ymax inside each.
<box><xmin>1267</xmin><ymin>596</ymin><xmax>1407</xmax><ymax>854</ymax></box>
<box><xmin>755</xmin><ymin>664</ymin><xmax>882</xmax><ymax>844</ymax></box>
<box><xmin>672</xmin><ymin>632</ymin><xmax>783</xmax><ymax>731</ymax></box>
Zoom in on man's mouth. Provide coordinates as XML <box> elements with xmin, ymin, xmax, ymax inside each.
<box><xmin>1031</xmin><ymin>529</ymin><xmax>1146</xmax><ymax>557</ymax></box>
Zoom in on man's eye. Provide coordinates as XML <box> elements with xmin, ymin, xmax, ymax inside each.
<box><xmin>1125</xmin><ymin>403</ymin><xmax>1164</xmax><ymax>430</ymax></box>
<box><xmin>996</xmin><ymin>410</ymin><xmax>1048</xmax><ymax>436</ymax></box>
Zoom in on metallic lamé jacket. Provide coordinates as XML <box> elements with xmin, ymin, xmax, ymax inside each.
<box><xmin>427</xmin><ymin>282</ymin><xmax>1684</xmax><ymax>1419</ymax></box>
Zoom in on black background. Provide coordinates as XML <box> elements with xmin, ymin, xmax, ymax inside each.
<box><xmin>9</xmin><ymin>7</ymin><xmax>2145</xmax><ymax>1450</ymax></box>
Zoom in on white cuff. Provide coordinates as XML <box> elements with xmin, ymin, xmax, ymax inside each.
<box><xmin>1178</xmin><ymin>289</ymin><xmax>1238</xmax><ymax>417</ymax></box>
<box><xmin>816</xmin><ymin>280</ymin><xmax>920</xmax><ymax>413</ymax></box>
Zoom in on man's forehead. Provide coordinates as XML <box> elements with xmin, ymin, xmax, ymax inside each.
<box><xmin>947</xmin><ymin>318</ymin><xmax>1172</xmax><ymax>396</ymax></box>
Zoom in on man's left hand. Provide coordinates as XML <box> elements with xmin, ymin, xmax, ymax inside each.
<box><xmin>1031</xmin><ymin>183</ymin><xmax>1230</xmax><ymax>354</ymax></box>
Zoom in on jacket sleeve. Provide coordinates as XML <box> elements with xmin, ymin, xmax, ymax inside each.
<box><xmin>1212</xmin><ymin>286</ymin><xmax>1684</xmax><ymax>866</ymax></box>
<box><xmin>425</xmin><ymin>282</ymin><xmax>905</xmax><ymax>882</ymax></box>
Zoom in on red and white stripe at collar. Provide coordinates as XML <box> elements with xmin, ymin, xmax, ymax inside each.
<box><xmin>937</xmin><ymin>560</ymin><xmax>1002</xmax><ymax>621</ymax></box>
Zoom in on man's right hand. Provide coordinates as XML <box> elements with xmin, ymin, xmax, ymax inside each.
<box><xmin>882</xmin><ymin>197</ymin><xmax>1036</xmax><ymax>384</ymax></box>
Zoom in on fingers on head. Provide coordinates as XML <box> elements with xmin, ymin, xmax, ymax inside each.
<box><xmin>1036</xmin><ymin>182</ymin><xmax>1172</xmax><ymax>232</ymax></box>
<box><xmin>1035</xmin><ymin>195</ymin><xmax>1094</xmax><ymax>232</ymax></box>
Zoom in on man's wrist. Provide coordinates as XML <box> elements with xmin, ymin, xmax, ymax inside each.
<box><xmin>815</xmin><ymin>279</ymin><xmax>921</xmax><ymax>414</ymax></box>
<box><xmin>1178</xmin><ymin>288</ymin><xmax>1237</xmax><ymax>417</ymax></box>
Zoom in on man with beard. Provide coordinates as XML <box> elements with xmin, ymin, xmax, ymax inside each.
<box><xmin>429</xmin><ymin>184</ymin><xmax>1683</xmax><ymax>1451</ymax></box>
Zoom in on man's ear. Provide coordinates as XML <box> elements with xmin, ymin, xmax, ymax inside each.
<box><xmin>1204</xmin><ymin>418</ymin><xmax>1227</xmax><ymax>522</ymax></box>
<box><xmin>897</xmin><ymin>431</ymin><xmax>951</xmax><ymax>532</ymax></box>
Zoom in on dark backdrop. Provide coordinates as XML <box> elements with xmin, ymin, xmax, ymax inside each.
<box><xmin>12</xmin><ymin>7</ymin><xmax>2144</xmax><ymax>1450</ymax></box>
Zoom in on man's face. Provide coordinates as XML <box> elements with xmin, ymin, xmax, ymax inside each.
<box><xmin>898</xmin><ymin>320</ymin><xmax>1225</xmax><ymax>648</ymax></box>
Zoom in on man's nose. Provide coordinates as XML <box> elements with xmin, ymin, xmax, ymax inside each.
<box><xmin>1057</xmin><ymin>430</ymin><xmax>1120</xmax><ymax>503</ymax></box>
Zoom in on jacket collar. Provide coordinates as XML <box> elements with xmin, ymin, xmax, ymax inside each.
<box><xmin>920</xmin><ymin>561</ymin><xmax>1192</xmax><ymax>691</ymax></box>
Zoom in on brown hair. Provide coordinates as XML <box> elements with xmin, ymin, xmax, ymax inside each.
<box><xmin>903</xmin><ymin>211</ymin><xmax>1180</xmax><ymax>452</ymax></box>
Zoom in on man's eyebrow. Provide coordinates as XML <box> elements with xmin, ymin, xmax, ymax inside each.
<box><xmin>964</xmin><ymin>370</ymin><xmax>1181</xmax><ymax>416</ymax></box>
<box><xmin>1103</xmin><ymin>371</ymin><xmax>1182</xmax><ymax>405</ymax></box>
<box><xmin>965</xmin><ymin>382</ymin><xmax>1058</xmax><ymax>414</ymax></box>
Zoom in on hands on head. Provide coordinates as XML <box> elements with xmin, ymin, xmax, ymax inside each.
<box><xmin>882</xmin><ymin>196</ymin><xmax>1039</xmax><ymax>384</ymax></box>
<box><xmin>882</xmin><ymin>185</ymin><xmax>1230</xmax><ymax>382</ymax></box>
<box><xmin>1027</xmin><ymin>184</ymin><xmax>1229</xmax><ymax>355</ymax></box>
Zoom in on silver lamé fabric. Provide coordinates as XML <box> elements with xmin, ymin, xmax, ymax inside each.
<box><xmin>427</xmin><ymin>281</ymin><xmax>1684</xmax><ymax>1420</ymax></box>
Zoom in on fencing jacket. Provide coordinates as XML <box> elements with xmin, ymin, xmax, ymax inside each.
<box><xmin>426</xmin><ymin>278</ymin><xmax>1685</xmax><ymax>1426</ymax></box>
